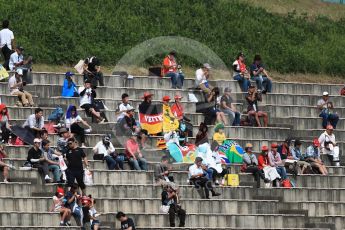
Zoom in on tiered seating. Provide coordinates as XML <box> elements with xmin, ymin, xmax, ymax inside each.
<box><xmin>0</xmin><ymin>72</ymin><xmax>344</xmax><ymax>229</ymax></box>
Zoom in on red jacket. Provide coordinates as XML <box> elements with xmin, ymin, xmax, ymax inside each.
<box><xmin>258</xmin><ymin>154</ymin><xmax>269</xmax><ymax>170</ymax></box>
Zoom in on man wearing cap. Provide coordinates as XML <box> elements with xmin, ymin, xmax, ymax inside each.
<box><xmin>78</xmin><ymin>80</ymin><xmax>105</xmax><ymax>123</ymax></box>
<box><xmin>317</xmin><ymin>92</ymin><xmax>339</xmax><ymax>129</ymax></box>
<box><xmin>233</xmin><ymin>52</ymin><xmax>251</xmax><ymax>92</ymax></box>
<box><xmin>305</xmin><ymin>138</ymin><xmax>328</xmax><ymax>175</ymax></box>
<box><xmin>289</xmin><ymin>140</ymin><xmax>311</xmax><ymax>175</ymax></box>
<box><xmin>93</xmin><ymin>135</ymin><xmax>124</xmax><ymax>170</ymax></box>
<box><xmin>162</xmin><ymin>95</ymin><xmax>179</xmax><ymax>133</ymax></box>
<box><xmin>57</xmin><ymin>128</ymin><xmax>72</xmax><ymax>156</ymax></box>
<box><xmin>268</xmin><ymin>143</ymin><xmax>288</xmax><ymax>180</ymax></box>
<box><xmin>250</xmin><ymin>54</ymin><xmax>272</xmax><ymax>94</ymax></box>
<box><xmin>220</xmin><ymin>87</ymin><xmax>241</xmax><ymax>126</ymax></box>
<box><xmin>62</xmin><ymin>71</ymin><xmax>78</xmax><ymax>97</ymax></box>
<box><xmin>242</xmin><ymin>143</ymin><xmax>267</xmax><ymax>188</ymax></box>
<box><xmin>195</xmin><ymin>63</ymin><xmax>213</xmax><ymax>93</ymax></box>
<box><xmin>27</xmin><ymin>138</ymin><xmax>53</xmax><ymax>183</ymax></box>
<box><xmin>171</xmin><ymin>94</ymin><xmax>185</xmax><ymax>121</ymax></box>
<box><xmin>319</xmin><ymin>125</ymin><xmax>340</xmax><ymax>166</ymax></box>
<box><xmin>139</xmin><ymin>92</ymin><xmax>157</xmax><ymax>114</ymax></box>
<box><xmin>188</xmin><ymin>157</ymin><xmax>221</xmax><ymax>199</ymax></box>
<box><xmin>162</xmin><ymin>51</ymin><xmax>184</xmax><ymax>89</ymax></box>
<box><xmin>9</xmin><ymin>46</ymin><xmax>33</xmax><ymax>83</ymax></box>
<box><xmin>8</xmin><ymin>68</ymin><xmax>34</xmax><ymax>107</ymax></box>
<box><xmin>258</xmin><ymin>146</ymin><xmax>280</xmax><ymax>185</ymax></box>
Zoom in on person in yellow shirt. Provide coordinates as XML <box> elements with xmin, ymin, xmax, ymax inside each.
<box><xmin>162</xmin><ymin>95</ymin><xmax>179</xmax><ymax>133</ymax></box>
<box><xmin>213</xmin><ymin>123</ymin><xmax>226</xmax><ymax>145</ymax></box>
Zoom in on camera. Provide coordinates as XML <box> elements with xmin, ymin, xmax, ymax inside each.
<box><xmin>22</xmin><ymin>81</ymin><xmax>27</xmax><ymax>86</ymax></box>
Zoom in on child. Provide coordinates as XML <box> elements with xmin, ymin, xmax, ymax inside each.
<box><xmin>89</xmin><ymin>196</ymin><xmax>101</xmax><ymax>230</ymax></box>
<box><xmin>50</xmin><ymin>189</ymin><xmax>72</xmax><ymax>226</ymax></box>
<box><xmin>213</xmin><ymin>123</ymin><xmax>226</xmax><ymax>145</ymax></box>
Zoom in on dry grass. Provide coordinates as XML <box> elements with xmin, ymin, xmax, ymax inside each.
<box><xmin>242</xmin><ymin>0</ymin><xmax>345</xmax><ymax>21</ymax></box>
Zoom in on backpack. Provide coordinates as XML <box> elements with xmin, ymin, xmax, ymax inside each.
<box><xmin>48</xmin><ymin>106</ymin><xmax>64</xmax><ymax>123</ymax></box>
<box><xmin>281</xmin><ymin>179</ymin><xmax>292</xmax><ymax>188</ymax></box>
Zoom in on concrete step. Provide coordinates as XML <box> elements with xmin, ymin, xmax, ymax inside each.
<box><xmin>0</xmin><ymin>211</ymin><xmax>307</xmax><ymax>228</ymax></box>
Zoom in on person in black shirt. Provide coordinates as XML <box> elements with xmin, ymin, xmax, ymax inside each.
<box><xmin>65</xmin><ymin>137</ymin><xmax>89</xmax><ymax>195</ymax></box>
<box><xmin>161</xmin><ymin>184</ymin><xmax>186</xmax><ymax>227</ymax></box>
<box><xmin>116</xmin><ymin>211</ymin><xmax>136</xmax><ymax>230</ymax></box>
<box><xmin>27</xmin><ymin>138</ymin><xmax>52</xmax><ymax>183</ymax></box>
<box><xmin>246</xmin><ymin>85</ymin><xmax>268</xmax><ymax>127</ymax></box>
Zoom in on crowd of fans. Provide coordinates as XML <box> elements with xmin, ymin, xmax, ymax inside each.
<box><xmin>0</xmin><ymin>19</ymin><xmax>344</xmax><ymax>228</ymax></box>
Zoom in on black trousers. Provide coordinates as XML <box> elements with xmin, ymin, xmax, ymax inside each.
<box><xmin>0</xmin><ymin>125</ymin><xmax>10</xmax><ymax>143</ymax></box>
<box><xmin>210</xmin><ymin>168</ymin><xmax>227</xmax><ymax>182</ymax></box>
<box><xmin>70</xmin><ymin>123</ymin><xmax>85</xmax><ymax>143</ymax></box>
<box><xmin>32</xmin><ymin>162</ymin><xmax>49</xmax><ymax>178</ymax></box>
<box><xmin>245</xmin><ymin>166</ymin><xmax>265</xmax><ymax>188</ymax></box>
<box><xmin>169</xmin><ymin>204</ymin><xmax>186</xmax><ymax>227</ymax></box>
<box><xmin>66</xmin><ymin>169</ymin><xmax>85</xmax><ymax>189</ymax></box>
<box><xmin>190</xmin><ymin>177</ymin><xmax>214</xmax><ymax>198</ymax></box>
<box><xmin>1</xmin><ymin>45</ymin><xmax>12</xmax><ymax>70</ymax></box>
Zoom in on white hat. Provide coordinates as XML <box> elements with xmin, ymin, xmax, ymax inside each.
<box><xmin>16</xmin><ymin>69</ymin><xmax>23</xmax><ymax>75</ymax></box>
<box><xmin>322</xmin><ymin>91</ymin><xmax>329</xmax><ymax>96</ymax></box>
<box><xmin>203</xmin><ymin>63</ymin><xmax>212</xmax><ymax>69</ymax></box>
<box><xmin>33</xmin><ymin>138</ymin><xmax>41</xmax><ymax>143</ymax></box>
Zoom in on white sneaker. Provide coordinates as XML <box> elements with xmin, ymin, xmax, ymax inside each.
<box><xmin>99</xmin><ymin>118</ymin><xmax>105</xmax><ymax>124</ymax></box>
<box><xmin>81</xmin><ymin>144</ymin><xmax>87</xmax><ymax>148</ymax></box>
<box><xmin>3</xmin><ymin>179</ymin><xmax>9</xmax><ymax>183</ymax></box>
<box><xmin>44</xmin><ymin>175</ymin><xmax>52</xmax><ymax>181</ymax></box>
<box><xmin>85</xmin><ymin>128</ymin><xmax>92</xmax><ymax>133</ymax></box>
<box><xmin>8</xmin><ymin>164</ymin><xmax>16</xmax><ymax>170</ymax></box>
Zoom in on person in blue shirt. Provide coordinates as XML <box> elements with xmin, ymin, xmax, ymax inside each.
<box><xmin>250</xmin><ymin>55</ymin><xmax>272</xmax><ymax>94</ymax></box>
<box><xmin>62</xmin><ymin>71</ymin><xmax>78</xmax><ymax>97</ymax></box>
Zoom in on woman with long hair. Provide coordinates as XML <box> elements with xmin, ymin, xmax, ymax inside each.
<box><xmin>0</xmin><ymin>104</ymin><xmax>11</xmax><ymax>143</ymax></box>
<box><xmin>65</xmin><ymin>105</ymin><xmax>92</xmax><ymax>147</ymax></box>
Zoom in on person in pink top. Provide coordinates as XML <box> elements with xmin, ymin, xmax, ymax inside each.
<box><xmin>125</xmin><ymin>134</ymin><xmax>147</xmax><ymax>170</ymax></box>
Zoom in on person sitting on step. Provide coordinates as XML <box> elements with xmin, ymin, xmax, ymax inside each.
<box><xmin>162</xmin><ymin>51</ymin><xmax>184</xmax><ymax>89</ymax></box>
<box><xmin>125</xmin><ymin>133</ymin><xmax>148</xmax><ymax>171</ymax></box>
<box><xmin>93</xmin><ymin>135</ymin><xmax>124</xmax><ymax>170</ymax></box>
<box><xmin>319</xmin><ymin>125</ymin><xmax>340</xmax><ymax>166</ymax></box>
<box><xmin>233</xmin><ymin>52</ymin><xmax>251</xmax><ymax>92</ymax></box>
<box><xmin>317</xmin><ymin>91</ymin><xmax>339</xmax><ymax>129</ymax></box>
<box><xmin>258</xmin><ymin>146</ymin><xmax>281</xmax><ymax>187</ymax></box>
<box><xmin>250</xmin><ymin>54</ymin><xmax>272</xmax><ymax>94</ymax></box>
<box><xmin>268</xmin><ymin>143</ymin><xmax>288</xmax><ymax>184</ymax></box>
<box><xmin>8</xmin><ymin>68</ymin><xmax>34</xmax><ymax>107</ymax></box>
<box><xmin>0</xmin><ymin>144</ymin><xmax>15</xmax><ymax>183</ymax></box>
<box><xmin>304</xmin><ymin>138</ymin><xmax>328</xmax><ymax>175</ymax></box>
<box><xmin>22</xmin><ymin>107</ymin><xmax>45</xmax><ymax>138</ymax></box>
<box><xmin>246</xmin><ymin>85</ymin><xmax>268</xmax><ymax>127</ymax></box>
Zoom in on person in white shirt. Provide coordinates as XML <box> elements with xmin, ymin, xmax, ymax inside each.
<box><xmin>8</xmin><ymin>69</ymin><xmax>34</xmax><ymax>106</ymax></box>
<box><xmin>78</xmin><ymin>80</ymin><xmax>104</xmax><ymax>123</ymax></box>
<box><xmin>65</xmin><ymin>105</ymin><xmax>91</xmax><ymax>148</ymax></box>
<box><xmin>116</xmin><ymin>93</ymin><xmax>132</xmax><ymax>121</ymax></box>
<box><xmin>188</xmin><ymin>157</ymin><xmax>220</xmax><ymax>199</ymax></box>
<box><xmin>195</xmin><ymin>63</ymin><xmax>213</xmax><ymax>93</ymax></box>
<box><xmin>319</xmin><ymin>125</ymin><xmax>340</xmax><ymax>166</ymax></box>
<box><xmin>93</xmin><ymin>135</ymin><xmax>124</xmax><ymax>170</ymax></box>
<box><xmin>8</xmin><ymin>46</ymin><xmax>33</xmax><ymax>83</ymax></box>
<box><xmin>0</xmin><ymin>20</ymin><xmax>15</xmax><ymax>70</ymax></box>
<box><xmin>23</xmin><ymin>108</ymin><xmax>44</xmax><ymax>137</ymax></box>
<box><xmin>317</xmin><ymin>91</ymin><xmax>339</xmax><ymax>129</ymax></box>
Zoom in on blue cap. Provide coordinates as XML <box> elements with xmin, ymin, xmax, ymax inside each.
<box><xmin>65</xmin><ymin>71</ymin><xmax>75</xmax><ymax>77</ymax></box>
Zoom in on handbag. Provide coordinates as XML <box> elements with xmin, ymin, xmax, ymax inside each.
<box><xmin>74</xmin><ymin>60</ymin><xmax>85</xmax><ymax>74</ymax></box>
<box><xmin>84</xmin><ymin>169</ymin><xmax>93</xmax><ymax>185</ymax></box>
<box><xmin>93</xmin><ymin>99</ymin><xmax>105</xmax><ymax>110</ymax></box>
<box><xmin>159</xmin><ymin>205</ymin><xmax>170</xmax><ymax>214</ymax></box>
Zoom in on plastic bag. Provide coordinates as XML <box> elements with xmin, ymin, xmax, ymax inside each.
<box><xmin>84</xmin><ymin>169</ymin><xmax>93</xmax><ymax>185</ymax></box>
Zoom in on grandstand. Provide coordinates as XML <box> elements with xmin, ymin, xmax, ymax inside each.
<box><xmin>0</xmin><ymin>72</ymin><xmax>344</xmax><ymax>230</ymax></box>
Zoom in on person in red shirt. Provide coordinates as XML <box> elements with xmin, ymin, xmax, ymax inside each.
<box><xmin>125</xmin><ymin>134</ymin><xmax>147</xmax><ymax>171</ymax></box>
<box><xmin>258</xmin><ymin>145</ymin><xmax>280</xmax><ymax>185</ymax></box>
<box><xmin>162</xmin><ymin>51</ymin><xmax>185</xmax><ymax>89</ymax></box>
<box><xmin>0</xmin><ymin>144</ymin><xmax>14</xmax><ymax>182</ymax></box>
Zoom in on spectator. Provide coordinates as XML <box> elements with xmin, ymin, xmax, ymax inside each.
<box><xmin>116</xmin><ymin>93</ymin><xmax>132</xmax><ymax>122</ymax></box>
<box><xmin>154</xmin><ymin>155</ymin><xmax>175</xmax><ymax>186</ymax></box>
<box><xmin>195</xmin><ymin>122</ymin><xmax>209</xmax><ymax>146</ymax></box>
<box><xmin>233</xmin><ymin>52</ymin><xmax>251</xmax><ymax>92</ymax></box>
<box><xmin>0</xmin><ymin>144</ymin><xmax>14</xmax><ymax>182</ymax></box>
<box><xmin>9</xmin><ymin>46</ymin><xmax>33</xmax><ymax>83</ymax></box>
<box><xmin>212</xmin><ymin>123</ymin><xmax>226</xmax><ymax>145</ymax></box>
<box><xmin>27</xmin><ymin>138</ymin><xmax>52</xmax><ymax>183</ymax></box>
<box><xmin>81</xmin><ymin>196</ymin><xmax>92</xmax><ymax>229</ymax></box>
<box><xmin>290</xmin><ymin>140</ymin><xmax>312</xmax><ymax>175</ymax></box>
<box><xmin>93</xmin><ymin>135</ymin><xmax>124</xmax><ymax>170</ymax></box>
<box><xmin>277</xmin><ymin>138</ymin><xmax>292</xmax><ymax>160</ymax></box>
<box><xmin>162</xmin><ymin>51</ymin><xmax>184</xmax><ymax>89</ymax></box>
<box><xmin>246</xmin><ymin>85</ymin><xmax>268</xmax><ymax>127</ymax></box>
<box><xmin>23</xmin><ymin>108</ymin><xmax>44</xmax><ymax>137</ymax></box>
<box><xmin>139</xmin><ymin>92</ymin><xmax>157</xmax><ymax>114</ymax></box>
<box><xmin>317</xmin><ymin>91</ymin><xmax>339</xmax><ymax>129</ymax></box>
<box><xmin>189</xmin><ymin>157</ymin><xmax>221</xmax><ymax>199</ymax></box>
<box><xmin>116</xmin><ymin>211</ymin><xmax>136</xmax><ymax>230</ymax></box>
<box><xmin>83</xmin><ymin>56</ymin><xmax>104</xmax><ymax>88</ymax></box>
<box><xmin>340</xmin><ymin>84</ymin><xmax>345</xmax><ymax>96</ymax></box>
<box><xmin>204</xmin><ymin>87</ymin><xmax>227</xmax><ymax>125</ymax></box>
<box><xmin>65</xmin><ymin>105</ymin><xmax>91</xmax><ymax>148</ymax></box>
<box><xmin>62</xmin><ymin>71</ymin><xmax>78</xmax><ymax>97</ymax></box>
<box><xmin>242</xmin><ymin>143</ymin><xmax>267</xmax><ymax>188</ymax></box>
<box><xmin>0</xmin><ymin>104</ymin><xmax>11</xmax><ymax>143</ymax></box>
<box><xmin>171</xmin><ymin>94</ymin><xmax>185</xmax><ymax>121</ymax></box>
<box><xmin>250</xmin><ymin>54</ymin><xmax>272</xmax><ymax>94</ymax></box>
<box><xmin>65</xmin><ymin>137</ymin><xmax>89</xmax><ymax>194</ymax></box>
<box><xmin>78</xmin><ymin>79</ymin><xmax>105</xmax><ymax>123</ymax></box>
<box><xmin>195</xmin><ymin>63</ymin><xmax>213</xmax><ymax>93</ymax></box>
<box><xmin>319</xmin><ymin>125</ymin><xmax>340</xmax><ymax>166</ymax></box>
<box><xmin>41</xmin><ymin>139</ymin><xmax>62</xmax><ymax>183</ymax></box>
<box><xmin>161</xmin><ymin>184</ymin><xmax>186</xmax><ymax>227</ymax></box>
<box><xmin>162</xmin><ymin>95</ymin><xmax>179</xmax><ymax>133</ymax></box>
<box><xmin>0</xmin><ymin>20</ymin><xmax>15</xmax><ymax>70</ymax></box>
<box><xmin>49</xmin><ymin>190</ymin><xmax>71</xmax><ymax>226</ymax></box>
<box><xmin>125</xmin><ymin>134</ymin><xmax>147</xmax><ymax>170</ymax></box>
<box><xmin>8</xmin><ymin>69</ymin><xmax>34</xmax><ymax>107</ymax></box>
<box><xmin>258</xmin><ymin>146</ymin><xmax>280</xmax><ymax>186</ymax></box>
<box><xmin>268</xmin><ymin>143</ymin><xmax>288</xmax><ymax>181</ymax></box>
<box><xmin>64</xmin><ymin>184</ymin><xmax>81</xmax><ymax>226</ymax></box>
<box><xmin>88</xmin><ymin>196</ymin><xmax>100</xmax><ymax>230</ymax></box>
<box><xmin>220</xmin><ymin>87</ymin><xmax>241</xmax><ymax>126</ymax></box>
<box><xmin>40</xmin><ymin>129</ymin><xmax>49</xmax><ymax>143</ymax></box>
<box><xmin>305</xmin><ymin>138</ymin><xmax>328</xmax><ymax>175</ymax></box>
<box><xmin>56</xmin><ymin>128</ymin><xmax>72</xmax><ymax>156</ymax></box>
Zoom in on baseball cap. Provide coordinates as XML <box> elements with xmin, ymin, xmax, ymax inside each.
<box><xmin>59</xmin><ymin>128</ymin><xmax>68</xmax><ymax>134</ymax></box>
<box><xmin>271</xmin><ymin>143</ymin><xmax>278</xmax><ymax>148</ymax></box>
<box><xmin>84</xmin><ymin>79</ymin><xmax>92</xmax><ymax>84</ymax></box>
<box><xmin>16</xmin><ymin>69</ymin><xmax>23</xmax><ymax>75</ymax></box>
<box><xmin>203</xmin><ymin>63</ymin><xmax>212</xmax><ymax>69</ymax></box>
<box><xmin>313</xmin><ymin>138</ymin><xmax>320</xmax><ymax>147</ymax></box>
<box><xmin>261</xmin><ymin>145</ymin><xmax>269</xmax><ymax>151</ymax></box>
<box><xmin>323</xmin><ymin>92</ymin><xmax>329</xmax><ymax>96</ymax></box>
<box><xmin>245</xmin><ymin>143</ymin><xmax>253</xmax><ymax>148</ymax></box>
<box><xmin>224</xmin><ymin>87</ymin><xmax>232</xmax><ymax>93</ymax></box>
<box><xmin>174</xmin><ymin>94</ymin><xmax>183</xmax><ymax>100</ymax></box>
<box><xmin>162</xmin><ymin>95</ymin><xmax>171</xmax><ymax>102</ymax></box>
<box><xmin>141</xmin><ymin>92</ymin><xmax>154</xmax><ymax>99</ymax></box>
<box><xmin>65</xmin><ymin>71</ymin><xmax>75</xmax><ymax>77</ymax></box>
<box><xmin>33</xmin><ymin>138</ymin><xmax>41</xmax><ymax>143</ymax></box>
